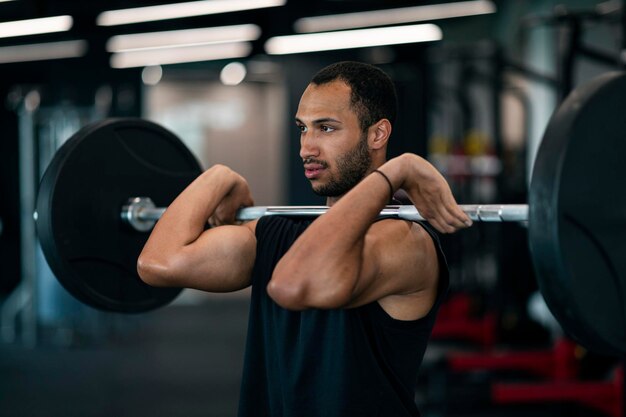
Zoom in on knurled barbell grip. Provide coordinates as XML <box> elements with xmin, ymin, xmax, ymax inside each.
<box><xmin>240</xmin><ymin>205</ymin><xmax>530</xmax><ymax>222</ymax></box>
<box><xmin>122</xmin><ymin>197</ymin><xmax>529</xmax><ymax>232</ymax></box>
<box><xmin>391</xmin><ymin>204</ymin><xmax>529</xmax><ymax>222</ymax></box>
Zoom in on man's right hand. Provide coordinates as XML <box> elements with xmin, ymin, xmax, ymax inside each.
<box><xmin>208</xmin><ymin>165</ymin><xmax>254</xmax><ymax>227</ymax></box>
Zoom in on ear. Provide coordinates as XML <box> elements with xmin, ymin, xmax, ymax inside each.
<box><xmin>368</xmin><ymin>119</ymin><xmax>391</xmax><ymax>150</ymax></box>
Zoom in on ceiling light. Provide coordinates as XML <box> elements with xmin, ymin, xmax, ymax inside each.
<box><xmin>265</xmin><ymin>24</ymin><xmax>442</xmax><ymax>55</ymax></box>
<box><xmin>111</xmin><ymin>42</ymin><xmax>252</xmax><ymax>68</ymax></box>
<box><xmin>107</xmin><ymin>24</ymin><xmax>260</xmax><ymax>52</ymax></box>
<box><xmin>220</xmin><ymin>62</ymin><xmax>247</xmax><ymax>85</ymax></box>
<box><xmin>0</xmin><ymin>40</ymin><xmax>87</xmax><ymax>64</ymax></box>
<box><xmin>0</xmin><ymin>15</ymin><xmax>73</xmax><ymax>39</ymax></box>
<box><xmin>142</xmin><ymin>65</ymin><xmax>163</xmax><ymax>85</ymax></box>
<box><xmin>97</xmin><ymin>0</ymin><xmax>286</xmax><ymax>26</ymax></box>
<box><xmin>294</xmin><ymin>0</ymin><xmax>495</xmax><ymax>33</ymax></box>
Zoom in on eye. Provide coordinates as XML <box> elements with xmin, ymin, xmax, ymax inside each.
<box><xmin>297</xmin><ymin>124</ymin><xmax>307</xmax><ymax>133</ymax></box>
<box><xmin>320</xmin><ymin>125</ymin><xmax>335</xmax><ymax>132</ymax></box>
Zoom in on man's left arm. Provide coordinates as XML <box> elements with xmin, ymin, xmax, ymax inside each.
<box><xmin>267</xmin><ymin>153</ymin><xmax>471</xmax><ymax>311</ymax></box>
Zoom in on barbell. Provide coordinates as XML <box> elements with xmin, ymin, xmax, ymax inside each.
<box><xmin>121</xmin><ymin>197</ymin><xmax>530</xmax><ymax>231</ymax></box>
<box><xmin>34</xmin><ymin>71</ymin><xmax>626</xmax><ymax>357</ymax></box>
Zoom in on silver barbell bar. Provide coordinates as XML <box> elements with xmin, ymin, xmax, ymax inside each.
<box><xmin>121</xmin><ymin>197</ymin><xmax>529</xmax><ymax>232</ymax></box>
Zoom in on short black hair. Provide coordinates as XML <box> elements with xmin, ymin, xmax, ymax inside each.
<box><xmin>310</xmin><ymin>61</ymin><xmax>398</xmax><ymax>132</ymax></box>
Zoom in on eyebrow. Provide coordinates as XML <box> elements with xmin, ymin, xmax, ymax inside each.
<box><xmin>295</xmin><ymin>117</ymin><xmax>343</xmax><ymax>125</ymax></box>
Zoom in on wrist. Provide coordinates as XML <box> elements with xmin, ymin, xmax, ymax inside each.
<box><xmin>183</xmin><ymin>167</ymin><xmax>233</xmax><ymax>213</ymax></box>
<box><xmin>372</xmin><ymin>170</ymin><xmax>394</xmax><ymax>200</ymax></box>
<box><xmin>379</xmin><ymin>153</ymin><xmax>412</xmax><ymax>191</ymax></box>
<box><xmin>398</xmin><ymin>153</ymin><xmax>434</xmax><ymax>189</ymax></box>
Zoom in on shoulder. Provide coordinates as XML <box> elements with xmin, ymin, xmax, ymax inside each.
<box><xmin>368</xmin><ymin>219</ymin><xmax>438</xmax><ymax>275</ymax></box>
<box><xmin>368</xmin><ymin>219</ymin><xmax>441</xmax><ymax>320</ymax></box>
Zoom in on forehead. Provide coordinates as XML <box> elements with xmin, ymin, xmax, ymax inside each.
<box><xmin>296</xmin><ymin>80</ymin><xmax>355</xmax><ymax>122</ymax></box>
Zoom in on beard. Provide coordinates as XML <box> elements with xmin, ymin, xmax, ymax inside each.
<box><xmin>308</xmin><ymin>133</ymin><xmax>372</xmax><ymax>197</ymax></box>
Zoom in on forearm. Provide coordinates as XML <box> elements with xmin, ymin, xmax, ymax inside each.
<box><xmin>268</xmin><ymin>155</ymin><xmax>409</xmax><ymax>309</ymax></box>
<box><xmin>138</xmin><ymin>165</ymin><xmax>240</xmax><ymax>280</ymax></box>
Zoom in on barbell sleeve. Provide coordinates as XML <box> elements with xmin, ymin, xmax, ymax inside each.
<box><xmin>121</xmin><ymin>197</ymin><xmax>529</xmax><ymax>232</ymax></box>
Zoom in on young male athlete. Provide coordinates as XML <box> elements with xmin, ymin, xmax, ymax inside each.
<box><xmin>138</xmin><ymin>61</ymin><xmax>471</xmax><ymax>416</ymax></box>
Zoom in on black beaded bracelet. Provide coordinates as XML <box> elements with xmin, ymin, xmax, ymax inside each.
<box><xmin>373</xmin><ymin>169</ymin><xmax>394</xmax><ymax>200</ymax></box>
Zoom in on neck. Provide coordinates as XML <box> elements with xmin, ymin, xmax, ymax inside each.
<box><xmin>326</xmin><ymin>196</ymin><xmax>340</xmax><ymax>207</ymax></box>
<box><xmin>325</xmin><ymin>162</ymin><xmax>385</xmax><ymax>207</ymax></box>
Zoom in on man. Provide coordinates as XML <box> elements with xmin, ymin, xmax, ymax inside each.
<box><xmin>138</xmin><ymin>61</ymin><xmax>471</xmax><ymax>416</ymax></box>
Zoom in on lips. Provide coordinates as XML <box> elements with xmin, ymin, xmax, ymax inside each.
<box><xmin>304</xmin><ymin>163</ymin><xmax>325</xmax><ymax>179</ymax></box>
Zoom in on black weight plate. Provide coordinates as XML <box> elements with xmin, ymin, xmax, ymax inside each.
<box><xmin>36</xmin><ymin>118</ymin><xmax>203</xmax><ymax>313</ymax></box>
<box><xmin>529</xmin><ymin>72</ymin><xmax>626</xmax><ymax>356</ymax></box>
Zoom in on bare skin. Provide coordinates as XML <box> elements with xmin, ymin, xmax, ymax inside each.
<box><xmin>138</xmin><ymin>80</ymin><xmax>471</xmax><ymax>320</ymax></box>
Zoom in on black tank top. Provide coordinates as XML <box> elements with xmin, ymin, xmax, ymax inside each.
<box><xmin>238</xmin><ymin>215</ymin><xmax>449</xmax><ymax>417</ymax></box>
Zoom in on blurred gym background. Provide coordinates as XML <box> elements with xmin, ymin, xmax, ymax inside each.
<box><xmin>0</xmin><ymin>0</ymin><xmax>623</xmax><ymax>416</ymax></box>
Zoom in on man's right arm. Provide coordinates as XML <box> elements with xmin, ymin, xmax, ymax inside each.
<box><xmin>137</xmin><ymin>165</ymin><xmax>257</xmax><ymax>293</ymax></box>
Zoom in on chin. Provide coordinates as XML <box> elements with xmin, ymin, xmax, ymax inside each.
<box><xmin>311</xmin><ymin>186</ymin><xmax>325</xmax><ymax>196</ymax></box>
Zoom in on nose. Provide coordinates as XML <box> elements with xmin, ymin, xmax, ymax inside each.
<box><xmin>299</xmin><ymin>133</ymin><xmax>319</xmax><ymax>160</ymax></box>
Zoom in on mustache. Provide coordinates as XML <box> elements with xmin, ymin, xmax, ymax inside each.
<box><xmin>303</xmin><ymin>158</ymin><xmax>329</xmax><ymax>168</ymax></box>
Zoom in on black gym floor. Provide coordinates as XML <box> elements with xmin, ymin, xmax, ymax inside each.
<box><xmin>0</xmin><ymin>293</ymin><xmax>249</xmax><ymax>417</ymax></box>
